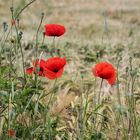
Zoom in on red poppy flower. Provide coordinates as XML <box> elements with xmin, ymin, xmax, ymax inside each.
<box><xmin>92</xmin><ymin>62</ymin><xmax>116</xmax><ymax>85</ymax></box>
<box><xmin>26</xmin><ymin>59</ymin><xmax>46</xmax><ymax>76</ymax></box>
<box><xmin>44</xmin><ymin>24</ymin><xmax>66</xmax><ymax>37</ymax></box>
<box><xmin>43</xmin><ymin>57</ymin><xmax>66</xmax><ymax>79</ymax></box>
<box><xmin>8</xmin><ymin>129</ymin><xmax>15</xmax><ymax>138</ymax></box>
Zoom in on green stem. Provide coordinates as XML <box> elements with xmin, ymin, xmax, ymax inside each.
<box><xmin>35</xmin><ymin>13</ymin><xmax>44</xmax><ymax>93</ymax></box>
<box><xmin>47</xmin><ymin>79</ymin><xmax>57</xmax><ymax>107</ymax></box>
<box><xmin>97</xmin><ymin>79</ymin><xmax>103</xmax><ymax>105</ymax></box>
<box><xmin>45</xmin><ymin>79</ymin><xmax>57</xmax><ymax>140</ymax></box>
<box><xmin>116</xmin><ymin>59</ymin><xmax>121</xmax><ymax>105</ymax></box>
<box><xmin>51</xmin><ymin>36</ymin><xmax>55</xmax><ymax>56</ymax></box>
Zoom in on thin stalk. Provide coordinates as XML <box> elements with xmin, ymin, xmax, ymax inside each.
<box><xmin>10</xmin><ymin>6</ymin><xmax>26</xmax><ymax>81</ymax></box>
<box><xmin>129</xmin><ymin>75</ymin><xmax>137</xmax><ymax>138</ymax></box>
<box><xmin>10</xmin><ymin>6</ymin><xmax>18</xmax><ymax>56</ymax></box>
<box><xmin>15</xmin><ymin>0</ymin><xmax>37</xmax><ymax>19</ymax></box>
<box><xmin>97</xmin><ymin>79</ymin><xmax>103</xmax><ymax>105</ymax></box>
<box><xmin>124</xmin><ymin>69</ymin><xmax>129</xmax><ymax>107</ymax></box>
<box><xmin>116</xmin><ymin>59</ymin><xmax>121</xmax><ymax>105</ymax></box>
<box><xmin>0</xmin><ymin>31</ymin><xmax>6</xmax><ymax>43</ymax></box>
<box><xmin>79</xmin><ymin>76</ymin><xmax>84</xmax><ymax>140</ymax></box>
<box><xmin>128</xmin><ymin>57</ymin><xmax>137</xmax><ymax>138</ymax></box>
<box><xmin>0</xmin><ymin>26</ymin><xmax>13</xmax><ymax>61</ymax></box>
<box><xmin>47</xmin><ymin>79</ymin><xmax>57</xmax><ymax>107</ymax></box>
<box><xmin>8</xmin><ymin>62</ymin><xmax>12</xmax><ymax>140</ymax></box>
<box><xmin>35</xmin><ymin>13</ymin><xmax>44</xmax><ymax>59</ymax></box>
<box><xmin>42</xmin><ymin>32</ymin><xmax>45</xmax><ymax>46</ymax></box>
<box><xmin>52</xmin><ymin>36</ymin><xmax>55</xmax><ymax>47</ymax></box>
<box><xmin>95</xmin><ymin>79</ymin><xmax>104</xmax><ymax>134</ymax></box>
<box><xmin>79</xmin><ymin>101</ymin><xmax>83</xmax><ymax>140</ymax></box>
<box><xmin>34</xmin><ymin>13</ymin><xmax>44</xmax><ymax>93</ymax></box>
<box><xmin>50</xmin><ymin>36</ymin><xmax>55</xmax><ymax>56</ymax></box>
<box><xmin>83</xmin><ymin>88</ymin><xmax>90</xmax><ymax>121</ymax></box>
<box><xmin>14</xmin><ymin>24</ymin><xmax>26</xmax><ymax>81</ymax></box>
<box><xmin>45</xmin><ymin>79</ymin><xmax>57</xmax><ymax>140</ymax></box>
<box><xmin>116</xmin><ymin>58</ymin><xmax>128</xmax><ymax>138</ymax></box>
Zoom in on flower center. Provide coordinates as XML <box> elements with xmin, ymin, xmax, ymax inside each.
<box><xmin>53</xmin><ymin>69</ymin><xmax>59</xmax><ymax>73</ymax></box>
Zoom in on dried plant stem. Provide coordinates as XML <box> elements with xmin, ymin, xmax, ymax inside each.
<box><xmin>15</xmin><ymin>0</ymin><xmax>37</xmax><ymax>19</ymax></box>
<box><xmin>14</xmin><ymin>24</ymin><xmax>26</xmax><ymax>81</ymax></box>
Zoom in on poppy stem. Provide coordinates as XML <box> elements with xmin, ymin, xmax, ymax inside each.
<box><xmin>47</xmin><ymin>79</ymin><xmax>57</xmax><ymax>108</ymax></box>
<box><xmin>45</xmin><ymin>79</ymin><xmax>57</xmax><ymax>139</ymax></box>
<box><xmin>35</xmin><ymin>13</ymin><xmax>44</xmax><ymax>92</ymax></box>
<box><xmin>42</xmin><ymin>32</ymin><xmax>45</xmax><ymax>46</ymax></box>
<box><xmin>35</xmin><ymin>12</ymin><xmax>44</xmax><ymax>59</ymax></box>
<box><xmin>116</xmin><ymin>60</ymin><xmax>121</xmax><ymax>105</ymax></box>
<box><xmin>39</xmin><ymin>51</ymin><xmax>44</xmax><ymax>61</ymax></box>
<box><xmin>51</xmin><ymin>36</ymin><xmax>55</xmax><ymax>56</ymax></box>
<box><xmin>98</xmin><ymin>79</ymin><xmax>103</xmax><ymax>105</ymax></box>
<box><xmin>53</xmin><ymin>36</ymin><xmax>55</xmax><ymax>47</ymax></box>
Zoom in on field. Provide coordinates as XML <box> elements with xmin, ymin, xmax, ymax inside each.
<box><xmin>0</xmin><ymin>0</ymin><xmax>140</xmax><ymax>139</ymax></box>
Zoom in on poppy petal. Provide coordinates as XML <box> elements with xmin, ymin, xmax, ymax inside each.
<box><xmin>44</xmin><ymin>24</ymin><xmax>66</xmax><ymax>37</ymax></box>
<box><xmin>92</xmin><ymin>62</ymin><xmax>116</xmax><ymax>85</ymax></box>
<box><xmin>99</xmin><ymin>68</ymin><xmax>114</xmax><ymax>79</ymax></box>
<box><xmin>107</xmin><ymin>74</ymin><xmax>116</xmax><ymax>85</ymax></box>
<box><xmin>40</xmin><ymin>59</ymin><xmax>46</xmax><ymax>68</ymax></box>
<box><xmin>9</xmin><ymin>129</ymin><xmax>15</xmax><ymax>138</ymax></box>
<box><xmin>44</xmin><ymin>68</ymin><xmax>57</xmax><ymax>79</ymax></box>
<box><xmin>56</xmin><ymin>68</ymin><xmax>64</xmax><ymax>78</ymax></box>
<box><xmin>26</xmin><ymin>67</ymin><xmax>33</xmax><ymax>74</ymax></box>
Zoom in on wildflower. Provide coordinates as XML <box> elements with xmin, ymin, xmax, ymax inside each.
<box><xmin>8</xmin><ymin>129</ymin><xmax>15</xmax><ymax>138</ymax></box>
<box><xmin>44</xmin><ymin>57</ymin><xmax>66</xmax><ymax>79</ymax></box>
<box><xmin>92</xmin><ymin>62</ymin><xmax>116</xmax><ymax>85</ymax></box>
<box><xmin>44</xmin><ymin>24</ymin><xmax>66</xmax><ymax>37</ymax></box>
<box><xmin>26</xmin><ymin>59</ymin><xmax>46</xmax><ymax>76</ymax></box>
<box><xmin>26</xmin><ymin>57</ymin><xmax>66</xmax><ymax>79</ymax></box>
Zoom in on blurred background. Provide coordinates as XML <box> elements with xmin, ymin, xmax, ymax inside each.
<box><xmin>0</xmin><ymin>0</ymin><xmax>140</xmax><ymax>45</ymax></box>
